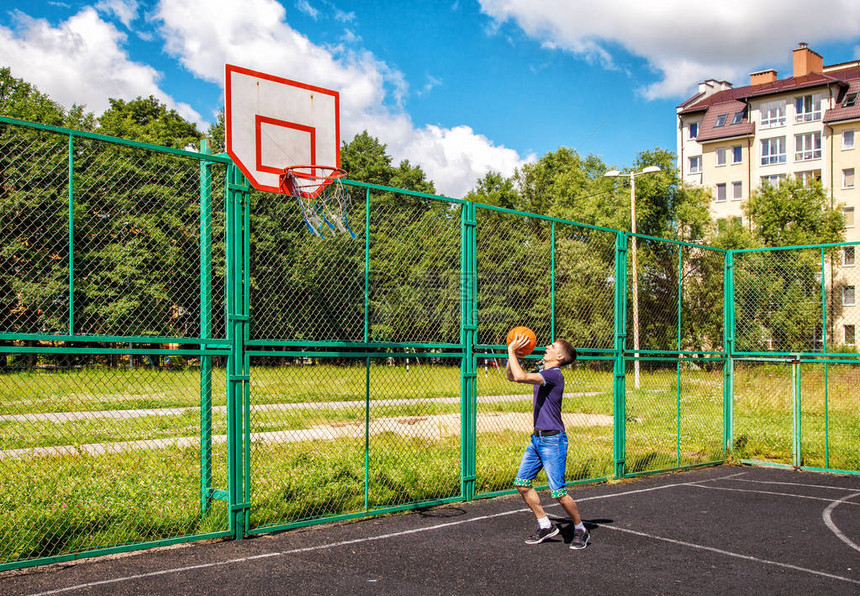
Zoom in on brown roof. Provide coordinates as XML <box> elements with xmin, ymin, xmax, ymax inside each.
<box><xmin>678</xmin><ymin>72</ymin><xmax>851</xmax><ymax>115</ymax></box>
<box><xmin>824</xmin><ymin>78</ymin><xmax>860</xmax><ymax>123</ymax></box>
<box><xmin>695</xmin><ymin>100</ymin><xmax>755</xmax><ymax>142</ymax></box>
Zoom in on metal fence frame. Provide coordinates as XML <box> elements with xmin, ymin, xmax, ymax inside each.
<box><xmin>1</xmin><ymin>116</ymin><xmax>858</xmax><ymax>571</ymax></box>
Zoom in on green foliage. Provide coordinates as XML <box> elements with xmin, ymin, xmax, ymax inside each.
<box><xmin>206</xmin><ymin>108</ymin><xmax>225</xmax><ymax>153</ymax></box>
<box><xmin>0</xmin><ymin>67</ymin><xmax>94</xmax><ymax>130</ymax></box>
<box><xmin>97</xmin><ymin>96</ymin><xmax>202</xmax><ymax>149</ymax></box>
<box><xmin>745</xmin><ymin>177</ymin><xmax>845</xmax><ymax>247</ymax></box>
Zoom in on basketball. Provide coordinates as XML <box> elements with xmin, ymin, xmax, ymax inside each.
<box><xmin>506</xmin><ymin>326</ymin><xmax>537</xmax><ymax>356</ymax></box>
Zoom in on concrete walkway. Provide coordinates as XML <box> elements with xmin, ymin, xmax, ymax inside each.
<box><xmin>0</xmin><ymin>393</ymin><xmax>607</xmax><ymax>460</ymax></box>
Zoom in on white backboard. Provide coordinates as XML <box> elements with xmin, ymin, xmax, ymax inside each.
<box><xmin>225</xmin><ymin>64</ymin><xmax>340</xmax><ymax>193</ymax></box>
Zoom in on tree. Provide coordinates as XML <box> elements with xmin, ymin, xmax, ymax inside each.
<box><xmin>730</xmin><ymin>177</ymin><xmax>846</xmax><ymax>352</ymax></box>
<box><xmin>0</xmin><ymin>67</ymin><xmax>95</xmax><ymax>130</ymax></box>
<box><xmin>97</xmin><ymin>96</ymin><xmax>202</xmax><ymax>149</ymax></box>
<box><xmin>745</xmin><ymin>177</ymin><xmax>844</xmax><ymax>247</ymax></box>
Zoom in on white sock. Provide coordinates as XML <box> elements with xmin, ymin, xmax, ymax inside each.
<box><xmin>537</xmin><ymin>516</ymin><xmax>551</xmax><ymax>529</ymax></box>
<box><xmin>574</xmin><ymin>523</ymin><xmax>586</xmax><ymax>532</ymax></box>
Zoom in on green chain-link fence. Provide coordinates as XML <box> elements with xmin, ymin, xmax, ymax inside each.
<box><xmin>1</xmin><ymin>116</ymin><xmax>858</xmax><ymax>571</ymax></box>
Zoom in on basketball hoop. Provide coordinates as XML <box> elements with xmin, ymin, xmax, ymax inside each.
<box><xmin>280</xmin><ymin>165</ymin><xmax>355</xmax><ymax>238</ymax></box>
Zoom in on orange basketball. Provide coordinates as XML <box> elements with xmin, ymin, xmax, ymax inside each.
<box><xmin>506</xmin><ymin>326</ymin><xmax>537</xmax><ymax>356</ymax></box>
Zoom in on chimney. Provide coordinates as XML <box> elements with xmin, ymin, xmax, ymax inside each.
<box><xmin>750</xmin><ymin>69</ymin><xmax>777</xmax><ymax>85</ymax></box>
<box><xmin>793</xmin><ymin>43</ymin><xmax>823</xmax><ymax>77</ymax></box>
<box><xmin>697</xmin><ymin>79</ymin><xmax>733</xmax><ymax>96</ymax></box>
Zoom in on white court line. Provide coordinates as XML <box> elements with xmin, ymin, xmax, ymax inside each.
<box><xmin>25</xmin><ymin>478</ymin><xmax>716</xmax><ymax>596</ymax></box>
<box><xmin>718</xmin><ymin>477</ymin><xmax>860</xmax><ymax>491</ymax></box>
<box><xmin>595</xmin><ymin>524</ymin><xmax>860</xmax><ymax>586</ymax></box>
<box><xmin>822</xmin><ymin>492</ymin><xmax>860</xmax><ymax>553</ymax></box>
<box><xmin>26</xmin><ymin>472</ymin><xmax>849</xmax><ymax>595</ymax></box>
<box><xmin>687</xmin><ymin>483</ymin><xmax>860</xmax><ymax>506</ymax></box>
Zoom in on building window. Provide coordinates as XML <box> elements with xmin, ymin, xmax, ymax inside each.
<box><xmin>689</xmin><ymin>156</ymin><xmax>702</xmax><ymax>174</ymax></box>
<box><xmin>795</xmin><ymin>132</ymin><xmax>822</xmax><ymax>161</ymax></box>
<box><xmin>761</xmin><ymin>174</ymin><xmax>786</xmax><ymax>188</ymax></box>
<box><xmin>732</xmin><ymin>181</ymin><xmax>743</xmax><ymax>200</ymax></box>
<box><xmin>714</xmin><ymin>114</ymin><xmax>727</xmax><ymax>128</ymax></box>
<box><xmin>733</xmin><ymin>216</ymin><xmax>743</xmax><ymax>225</ymax></box>
<box><xmin>689</xmin><ymin>123</ymin><xmax>699</xmax><ymax>139</ymax></box>
<box><xmin>844</xmin><ymin>286</ymin><xmax>856</xmax><ymax>306</ymax></box>
<box><xmin>716</xmin><ymin>183</ymin><xmax>727</xmax><ymax>202</ymax></box>
<box><xmin>732</xmin><ymin>145</ymin><xmax>743</xmax><ymax>163</ymax></box>
<box><xmin>843</xmin><ymin>92</ymin><xmax>858</xmax><ymax>108</ymax></box>
<box><xmin>844</xmin><ymin>168</ymin><xmax>856</xmax><ymax>189</ymax></box>
<box><xmin>716</xmin><ymin>147</ymin><xmax>727</xmax><ymax>166</ymax></box>
<box><xmin>761</xmin><ymin>100</ymin><xmax>786</xmax><ymax>128</ymax></box>
<box><xmin>844</xmin><ymin>130</ymin><xmax>855</xmax><ymax>150</ymax></box>
<box><xmin>795</xmin><ymin>94</ymin><xmax>822</xmax><ymax>122</ymax></box>
<box><xmin>846</xmin><ymin>325</ymin><xmax>856</xmax><ymax>345</ymax></box>
<box><xmin>846</xmin><ymin>206</ymin><xmax>855</xmax><ymax>227</ymax></box>
<box><xmin>844</xmin><ymin>246</ymin><xmax>856</xmax><ymax>267</ymax></box>
<box><xmin>798</xmin><ymin>170</ymin><xmax>821</xmax><ymax>185</ymax></box>
<box><xmin>761</xmin><ymin>137</ymin><xmax>786</xmax><ymax>165</ymax></box>
<box><xmin>731</xmin><ymin>110</ymin><xmax>745</xmax><ymax>125</ymax></box>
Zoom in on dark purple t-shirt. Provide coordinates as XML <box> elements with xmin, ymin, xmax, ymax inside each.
<box><xmin>533</xmin><ymin>366</ymin><xmax>565</xmax><ymax>431</ymax></box>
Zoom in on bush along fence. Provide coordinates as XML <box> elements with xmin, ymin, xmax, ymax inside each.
<box><xmin>0</xmin><ymin>116</ymin><xmax>858</xmax><ymax>571</ymax></box>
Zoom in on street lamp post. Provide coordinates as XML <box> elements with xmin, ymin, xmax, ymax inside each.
<box><xmin>604</xmin><ymin>165</ymin><xmax>661</xmax><ymax>389</ymax></box>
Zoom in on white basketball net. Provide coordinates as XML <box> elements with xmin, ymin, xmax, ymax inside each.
<box><xmin>281</xmin><ymin>167</ymin><xmax>355</xmax><ymax>238</ymax></box>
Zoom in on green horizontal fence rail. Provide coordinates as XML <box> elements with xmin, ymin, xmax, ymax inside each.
<box><xmin>1</xmin><ymin>117</ymin><xmax>858</xmax><ymax>571</ymax></box>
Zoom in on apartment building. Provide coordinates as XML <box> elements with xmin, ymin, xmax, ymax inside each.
<box><xmin>676</xmin><ymin>44</ymin><xmax>858</xmax><ymax>347</ymax></box>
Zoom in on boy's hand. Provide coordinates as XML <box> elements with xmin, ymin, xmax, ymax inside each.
<box><xmin>508</xmin><ymin>333</ymin><xmax>530</xmax><ymax>358</ymax></box>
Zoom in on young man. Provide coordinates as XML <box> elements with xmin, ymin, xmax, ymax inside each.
<box><xmin>506</xmin><ymin>334</ymin><xmax>590</xmax><ymax>549</ymax></box>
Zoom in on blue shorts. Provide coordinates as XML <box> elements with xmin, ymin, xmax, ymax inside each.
<box><xmin>514</xmin><ymin>432</ymin><xmax>568</xmax><ymax>499</ymax></box>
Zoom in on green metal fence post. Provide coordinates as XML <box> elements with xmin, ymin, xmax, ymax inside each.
<box><xmin>723</xmin><ymin>252</ymin><xmax>734</xmax><ymax>456</ymax></box>
<box><xmin>676</xmin><ymin>245</ymin><xmax>683</xmax><ymax>467</ymax></box>
<box><xmin>226</xmin><ymin>163</ymin><xmax>251</xmax><ymax>539</ymax></box>
<box><xmin>613</xmin><ymin>232</ymin><xmax>628</xmax><ymax>478</ymax></box>
<box><xmin>550</xmin><ymin>221</ymin><xmax>556</xmax><ymax>342</ymax></box>
<box><xmin>363</xmin><ymin>188</ymin><xmax>371</xmax><ymax>510</ymax></box>
<box><xmin>199</xmin><ymin>140</ymin><xmax>214</xmax><ymax>516</ymax></box>
<box><xmin>460</xmin><ymin>202</ymin><xmax>477</xmax><ymax>500</ymax></box>
<box><xmin>792</xmin><ymin>357</ymin><xmax>802</xmax><ymax>468</ymax></box>
<box><xmin>67</xmin><ymin>134</ymin><xmax>75</xmax><ymax>335</ymax></box>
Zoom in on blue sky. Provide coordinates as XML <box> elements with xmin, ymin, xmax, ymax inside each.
<box><xmin>2</xmin><ymin>0</ymin><xmax>860</xmax><ymax>196</ymax></box>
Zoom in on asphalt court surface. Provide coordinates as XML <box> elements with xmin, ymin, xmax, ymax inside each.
<box><xmin>3</xmin><ymin>465</ymin><xmax>859</xmax><ymax>595</ymax></box>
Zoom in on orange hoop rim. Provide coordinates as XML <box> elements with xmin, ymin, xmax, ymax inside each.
<box><xmin>282</xmin><ymin>165</ymin><xmax>347</xmax><ymax>182</ymax></box>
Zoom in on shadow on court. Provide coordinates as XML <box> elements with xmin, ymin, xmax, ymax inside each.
<box><xmin>2</xmin><ymin>465</ymin><xmax>859</xmax><ymax>595</ymax></box>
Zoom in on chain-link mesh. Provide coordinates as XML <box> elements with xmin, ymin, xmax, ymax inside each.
<box><xmin>475</xmin><ymin>361</ymin><xmax>615</xmax><ymax>495</ymax></box>
<box><xmin>0</xmin><ymin>358</ymin><xmax>230</xmax><ymax>566</ymax></box>
<box><xmin>248</xmin><ymin>356</ymin><xmax>461</xmax><ymax>530</ymax></box>
<box><xmin>249</xmin><ymin>188</ymin><xmax>365</xmax><ymax>342</ymax></box>
<box><xmin>553</xmin><ymin>225</ymin><xmax>616</xmax><ymax>349</ymax></box>
<box><xmin>369</xmin><ymin>194</ymin><xmax>461</xmax><ymax>344</ymax></box>
<box><xmin>734</xmin><ymin>249</ymin><xmax>824</xmax><ymax>353</ymax></box>
<box><xmin>829</xmin><ymin>246</ymin><xmax>860</xmax><ymax>350</ymax></box>
<box><xmin>732</xmin><ymin>361</ymin><xmax>793</xmax><ymax>464</ymax></box>
<box><xmin>0</xmin><ymin>124</ymin><xmax>71</xmax><ymax>334</ymax></box>
<box><xmin>624</xmin><ymin>359</ymin><xmax>724</xmax><ymax>475</ymax></box>
<box><xmin>629</xmin><ymin>238</ymin><xmax>681</xmax><ymax>352</ymax></box>
<box><xmin>681</xmin><ymin>246</ymin><xmax>725</xmax><ymax>353</ymax></box>
<box><xmin>476</xmin><ymin>208</ymin><xmax>551</xmax><ymax>346</ymax></box>
<box><xmin>800</xmin><ymin>362</ymin><xmax>860</xmax><ymax>471</ymax></box>
<box><xmin>73</xmin><ymin>139</ymin><xmax>214</xmax><ymax>337</ymax></box>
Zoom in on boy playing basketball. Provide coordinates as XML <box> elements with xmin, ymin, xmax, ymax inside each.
<box><xmin>506</xmin><ymin>334</ymin><xmax>590</xmax><ymax>549</ymax></box>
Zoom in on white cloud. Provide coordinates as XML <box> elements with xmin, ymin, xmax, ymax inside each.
<box><xmin>295</xmin><ymin>0</ymin><xmax>318</xmax><ymax>20</ymax></box>
<box><xmin>0</xmin><ymin>8</ymin><xmax>201</xmax><ymax>122</ymax></box>
<box><xmin>478</xmin><ymin>0</ymin><xmax>860</xmax><ymax>99</ymax></box>
<box><xmin>95</xmin><ymin>0</ymin><xmax>139</xmax><ymax>28</ymax></box>
<box><xmin>155</xmin><ymin>0</ymin><xmax>528</xmax><ymax>196</ymax></box>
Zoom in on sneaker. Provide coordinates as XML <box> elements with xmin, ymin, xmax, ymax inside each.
<box><xmin>525</xmin><ymin>525</ymin><xmax>559</xmax><ymax>544</ymax></box>
<box><xmin>569</xmin><ymin>528</ymin><xmax>590</xmax><ymax>550</ymax></box>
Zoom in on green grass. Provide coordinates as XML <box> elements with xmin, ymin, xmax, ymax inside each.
<box><xmin>1</xmin><ymin>362</ymin><xmax>858</xmax><ymax>568</ymax></box>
